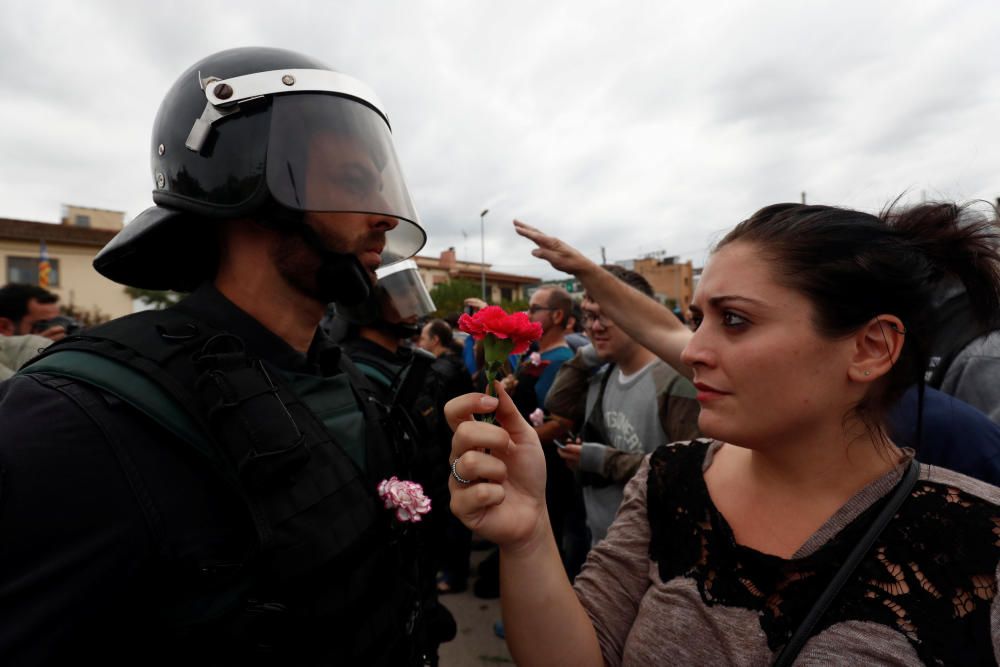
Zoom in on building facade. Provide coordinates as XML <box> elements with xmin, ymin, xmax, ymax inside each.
<box><xmin>414</xmin><ymin>247</ymin><xmax>539</xmax><ymax>303</ymax></box>
<box><xmin>630</xmin><ymin>256</ymin><xmax>695</xmax><ymax>314</ymax></box>
<box><xmin>0</xmin><ymin>206</ymin><xmax>132</xmax><ymax>320</ymax></box>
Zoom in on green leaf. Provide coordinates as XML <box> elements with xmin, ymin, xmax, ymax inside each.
<box><xmin>483</xmin><ymin>334</ymin><xmax>514</xmax><ymax>364</ymax></box>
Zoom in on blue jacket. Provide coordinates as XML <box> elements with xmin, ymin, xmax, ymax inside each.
<box><xmin>889</xmin><ymin>385</ymin><xmax>1000</xmax><ymax>487</ymax></box>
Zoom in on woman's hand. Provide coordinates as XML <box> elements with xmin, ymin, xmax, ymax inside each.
<box><xmin>513</xmin><ymin>220</ymin><xmax>599</xmax><ymax>277</ymax></box>
<box><xmin>446</xmin><ymin>382</ymin><xmax>548</xmax><ymax>551</ymax></box>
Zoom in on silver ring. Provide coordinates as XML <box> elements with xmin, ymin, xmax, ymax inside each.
<box><xmin>451</xmin><ymin>457</ymin><xmax>473</xmax><ymax>485</ymax></box>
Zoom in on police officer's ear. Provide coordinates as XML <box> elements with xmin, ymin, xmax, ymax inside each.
<box><xmin>0</xmin><ymin>317</ymin><xmax>16</xmax><ymax>336</ymax></box>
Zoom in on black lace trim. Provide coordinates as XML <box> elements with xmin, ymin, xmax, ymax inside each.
<box><xmin>647</xmin><ymin>441</ymin><xmax>1000</xmax><ymax>666</ymax></box>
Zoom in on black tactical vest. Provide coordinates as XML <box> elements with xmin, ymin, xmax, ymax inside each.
<box><xmin>21</xmin><ymin>304</ymin><xmax>432</xmax><ymax>665</ymax></box>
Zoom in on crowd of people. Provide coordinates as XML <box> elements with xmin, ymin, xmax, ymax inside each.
<box><xmin>447</xmin><ymin>210</ymin><xmax>1000</xmax><ymax>665</ymax></box>
<box><xmin>0</xmin><ymin>44</ymin><xmax>999</xmax><ymax>667</ymax></box>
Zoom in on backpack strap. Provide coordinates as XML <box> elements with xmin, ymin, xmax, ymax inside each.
<box><xmin>579</xmin><ymin>363</ymin><xmax>617</xmax><ymax>488</ymax></box>
<box><xmin>582</xmin><ymin>362</ymin><xmax>616</xmax><ymax>444</ymax></box>
<box><xmin>22</xmin><ymin>350</ymin><xmax>216</xmax><ymax>461</ymax></box>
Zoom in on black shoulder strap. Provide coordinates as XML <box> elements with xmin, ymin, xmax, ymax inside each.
<box><xmin>578</xmin><ymin>363</ymin><xmax>618</xmax><ymax>488</ymax></box>
<box><xmin>582</xmin><ymin>362</ymin><xmax>616</xmax><ymax>443</ymax></box>
<box><xmin>22</xmin><ymin>349</ymin><xmax>216</xmax><ymax>460</ymax></box>
<box><xmin>22</xmin><ymin>307</ymin><xmax>388</xmax><ymax>558</ymax></box>
<box><xmin>20</xmin><ymin>307</ymin><xmax>319</xmax><ymax>490</ymax></box>
<box><xmin>20</xmin><ymin>308</ymin><xmax>221</xmax><ymax>460</ymax></box>
<box><xmin>772</xmin><ymin>461</ymin><xmax>921</xmax><ymax>666</ymax></box>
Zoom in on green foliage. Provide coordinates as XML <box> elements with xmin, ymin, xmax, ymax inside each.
<box><xmin>501</xmin><ymin>297</ymin><xmax>529</xmax><ymax>313</ymax></box>
<box><xmin>125</xmin><ymin>287</ymin><xmax>185</xmax><ymax>310</ymax></box>
<box><xmin>429</xmin><ymin>278</ymin><xmax>481</xmax><ymax>316</ymax></box>
<box><xmin>429</xmin><ymin>278</ymin><xmax>529</xmax><ymax>317</ymax></box>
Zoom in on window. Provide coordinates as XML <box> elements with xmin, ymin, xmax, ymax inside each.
<box><xmin>500</xmin><ymin>287</ymin><xmax>513</xmax><ymax>301</ymax></box>
<box><xmin>74</xmin><ymin>215</ymin><xmax>91</xmax><ymax>228</ymax></box>
<box><xmin>7</xmin><ymin>256</ymin><xmax>60</xmax><ymax>287</ymax></box>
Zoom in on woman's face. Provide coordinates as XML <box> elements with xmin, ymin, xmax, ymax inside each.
<box><xmin>680</xmin><ymin>242</ymin><xmax>859</xmax><ymax>448</ymax></box>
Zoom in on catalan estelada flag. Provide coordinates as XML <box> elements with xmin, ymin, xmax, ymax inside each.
<box><xmin>38</xmin><ymin>240</ymin><xmax>51</xmax><ymax>288</ymax></box>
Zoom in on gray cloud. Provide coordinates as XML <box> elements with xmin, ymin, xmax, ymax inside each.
<box><xmin>1</xmin><ymin>0</ymin><xmax>997</xmax><ymax>279</ymax></box>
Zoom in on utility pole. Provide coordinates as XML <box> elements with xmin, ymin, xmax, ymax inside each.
<box><xmin>601</xmin><ymin>246</ymin><xmax>606</xmax><ymax>264</ymax></box>
<box><xmin>801</xmin><ymin>191</ymin><xmax>807</xmax><ymax>204</ymax></box>
<box><xmin>480</xmin><ymin>209</ymin><xmax>489</xmax><ymax>301</ymax></box>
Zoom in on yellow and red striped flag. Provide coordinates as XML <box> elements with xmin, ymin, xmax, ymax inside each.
<box><xmin>38</xmin><ymin>240</ymin><xmax>51</xmax><ymax>288</ymax></box>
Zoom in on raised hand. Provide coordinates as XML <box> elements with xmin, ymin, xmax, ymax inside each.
<box><xmin>513</xmin><ymin>219</ymin><xmax>599</xmax><ymax>276</ymax></box>
<box><xmin>445</xmin><ymin>382</ymin><xmax>548</xmax><ymax>550</ymax></box>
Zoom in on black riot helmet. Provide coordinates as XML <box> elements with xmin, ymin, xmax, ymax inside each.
<box><xmin>94</xmin><ymin>47</ymin><xmax>426</xmax><ymax>302</ymax></box>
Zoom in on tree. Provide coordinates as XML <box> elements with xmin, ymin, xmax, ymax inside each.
<box><xmin>429</xmin><ymin>278</ymin><xmax>529</xmax><ymax>317</ymax></box>
<box><xmin>429</xmin><ymin>278</ymin><xmax>480</xmax><ymax>317</ymax></box>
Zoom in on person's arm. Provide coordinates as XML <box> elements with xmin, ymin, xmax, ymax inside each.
<box><xmin>562</xmin><ymin>441</ymin><xmax>645</xmax><ymax>484</ymax></box>
<box><xmin>544</xmin><ymin>345</ymin><xmax>598</xmax><ymax>427</ymax></box>
<box><xmin>446</xmin><ymin>387</ymin><xmax>603</xmax><ymax>666</ymax></box>
<box><xmin>514</xmin><ymin>220</ymin><xmax>694</xmax><ymax>379</ymax></box>
<box><xmin>572</xmin><ymin>457</ymin><xmax>657</xmax><ymax>662</ymax></box>
<box><xmin>601</xmin><ymin>449</ymin><xmax>647</xmax><ymax>483</ymax></box>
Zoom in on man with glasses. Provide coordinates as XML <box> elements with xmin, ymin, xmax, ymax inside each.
<box><xmin>557</xmin><ymin>265</ymin><xmax>700</xmax><ymax>546</ymax></box>
<box><xmin>522</xmin><ymin>286</ymin><xmax>575</xmax><ymax>406</ymax></box>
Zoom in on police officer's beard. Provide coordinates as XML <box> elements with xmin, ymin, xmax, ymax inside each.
<box><xmin>271</xmin><ymin>229</ymin><xmax>383</xmax><ymax>305</ymax></box>
<box><xmin>271</xmin><ymin>235</ymin><xmax>315</xmax><ymax>300</ymax></box>
<box><xmin>270</xmin><ymin>233</ymin><xmax>344</xmax><ymax>304</ymax></box>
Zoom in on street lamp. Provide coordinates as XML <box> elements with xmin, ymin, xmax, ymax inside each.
<box><xmin>480</xmin><ymin>208</ymin><xmax>489</xmax><ymax>301</ymax></box>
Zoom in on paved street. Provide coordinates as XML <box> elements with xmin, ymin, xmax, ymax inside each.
<box><xmin>437</xmin><ymin>549</ymin><xmax>514</xmax><ymax>666</ymax></box>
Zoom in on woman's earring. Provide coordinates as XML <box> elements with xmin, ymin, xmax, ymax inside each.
<box><xmin>863</xmin><ymin>370</ymin><xmax>871</xmax><ymax>377</ymax></box>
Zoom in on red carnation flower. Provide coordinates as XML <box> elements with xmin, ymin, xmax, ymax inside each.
<box><xmin>458</xmin><ymin>306</ymin><xmax>544</xmax><ymax>424</ymax></box>
<box><xmin>458</xmin><ymin>306</ymin><xmax>542</xmax><ymax>355</ymax></box>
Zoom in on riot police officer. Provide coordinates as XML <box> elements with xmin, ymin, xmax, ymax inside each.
<box><xmin>0</xmin><ymin>47</ymin><xmax>438</xmax><ymax>665</ymax></box>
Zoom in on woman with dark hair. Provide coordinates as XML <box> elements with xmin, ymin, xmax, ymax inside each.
<box><xmin>445</xmin><ymin>204</ymin><xmax>1000</xmax><ymax>665</ymax></box>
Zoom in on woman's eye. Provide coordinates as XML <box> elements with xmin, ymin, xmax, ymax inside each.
<box><xmin>722</xmin><ymin>311</ymin><xmax>748</xmax><ymax>328</ymax></box>
<box><xmin>688</xmin><ymin>315</ymin><xmax>702</xmax><ymax>331</ymax></box>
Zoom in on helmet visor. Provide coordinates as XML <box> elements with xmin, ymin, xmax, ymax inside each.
<box><xmin>375</xmin><ymin>259</ymin><xmax>436</xmax><ymax>321</ymax></box>
<box><xmin>266</xmin><ymin>94</ymin><xmax>426</xmax><ymax>264</ymax></box>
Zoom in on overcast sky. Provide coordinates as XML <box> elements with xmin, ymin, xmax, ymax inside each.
<box><xmin>1</xmin><ymin>0</ymin><xmax>997</xmax><ymax>279</ymax></box>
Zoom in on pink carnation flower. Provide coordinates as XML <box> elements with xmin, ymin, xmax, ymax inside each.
<box><xmin>377</xmin><ymin>477</ymin><xmax>432</xmax><ymax>523</ymax></box>
<box><xmin>528</xmin><ymin>352</ymin><xmax>543</xmax><ymax>366</ymax></box>
<box><xmin>529</xmin><ymin>408</ymin><xmax>545</xmax><ymax>427</ymax></box>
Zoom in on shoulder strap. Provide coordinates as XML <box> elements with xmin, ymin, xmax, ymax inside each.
<box><xmin>343</xmin><ymin>345</ymin><xmax>401</xmax><ymax>391</ymax></box>
<box><xmin>355</xmin><ymin>362</ymin><xmax>395</xmax><ymax>388</ymax></box>
<box><xmin>772</xmin><ymin>460</ymin><xmax>921</xmax><ymax>666</ymax></box>
<box><xmin>21</xmin><ymin>350</ymin><xmax>216</xmax><ymax>460</ymax></box>
<box><xmin>582</xmin><ymin>362</ymin><xmax>616</xmax><ymax>443</ymax></box>
<box><xmin>18</xmin><ymin>308</ymin><xmax>223</xmax><ymax>460</ymax></box>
